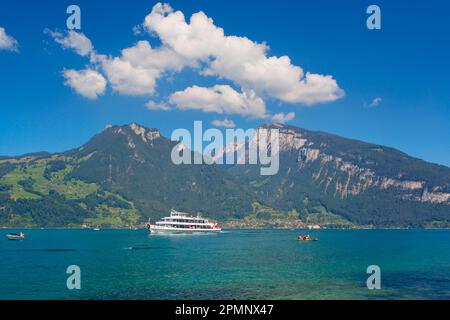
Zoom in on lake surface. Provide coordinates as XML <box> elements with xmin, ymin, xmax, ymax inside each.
<box><xmin>0</xmin><ymin>229</ymin><xmax>449</xmax><ymax>300</ymax></box>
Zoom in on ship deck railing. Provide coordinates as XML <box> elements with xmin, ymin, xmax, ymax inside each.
<box><xmin>156</xmin><ymin>221</ymin><xmax>215</xmax><ymax>227</ymax></box>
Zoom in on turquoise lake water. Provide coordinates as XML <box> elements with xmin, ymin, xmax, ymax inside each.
<box><xmin>0</xmin><ymin>229</ymin><xmax>449</xmax><ymax>300</ymax></box>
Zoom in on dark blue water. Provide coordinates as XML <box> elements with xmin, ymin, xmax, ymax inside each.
<box><xmin>0</xmin><ymin>229</ymin><xmax>449</xmax><ymax>299</ymax></box>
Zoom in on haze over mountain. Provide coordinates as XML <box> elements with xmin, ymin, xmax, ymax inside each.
<box><xmin>0</xmin><ymin>123</ymin><xmax>449</xmax><ymax>228</ymax></box>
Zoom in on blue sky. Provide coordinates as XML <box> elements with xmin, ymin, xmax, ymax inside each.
<box><xmin>0</xmin><ymin>0</ymin><xmax>449</xmax><ymax>166</ymax></box>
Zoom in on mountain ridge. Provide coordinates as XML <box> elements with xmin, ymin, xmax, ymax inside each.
<box><xmin>0</xmin><ymin>122</ymin><xmax>449</xmax><ymax>228</ymax></box>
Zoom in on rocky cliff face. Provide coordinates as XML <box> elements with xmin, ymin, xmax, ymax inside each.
<box><xmin>227</xmin><ymin>123</ymin><xmax>450</xmax><ymax>226</ymax></box>
<box><xmin>268</xmin><ymin>124</ymin><xmax>450</xmax><ymax>205</ymax></box>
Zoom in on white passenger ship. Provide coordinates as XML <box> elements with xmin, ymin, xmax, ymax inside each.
<box><xmin>146</xmin><ymin>209</ymin><xmax>222</xmax><ymax>234</ymax></box>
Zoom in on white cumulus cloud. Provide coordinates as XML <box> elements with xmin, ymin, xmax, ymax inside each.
<box><xmin>100</xmin><ymin>56</ymin><xmax>158</xmax><ymax>95</ymax></box>
<box><xmin>98</xmin><ymin>40</ymin><xmax>190</xmax><ymax>95</ymax></box>
<box><xmin>212</xmin><ymin>118</ymin><xmax>236</xmax><ymax>128</ymax></box>
<box><xmin>144</xmin><ymin>3</ymin><xmax>344</xmax><ymax>105</ymax></box>
<box><xmin>63</xmin><ymin>68</ymin><xmax>107</xmax><ymax>99</ymax></box>
<box><xmin>145</xmin><ymin>100</ymin><xmax>171</xmax><ymax>111</ymax></box>
<box><xmin>48</xmin><ymin>30</ymin><xmax>93</xmax><ymax>57</ymax></box>
<box><xmin>367</xmin><ymin>97</ymin><xmax>382</xmax><ymax>108</ymax></box>
<box><xmin>169</xmin><ymin>85</ymin><xmax>267</xmax><ymax>118</ymax></box>
<box><xmin>271</xmin><ymin>112</ymin><xmax>295</xmax><ymax>123</ymax></box>
<box><xmin>0</xmin><ymin>27</ymin><xmax>18</xmax><ymax>52</ymax></box>
<box><xmin>49</xmin><ymin>3</ymin><xmax>344</xmax><ymax>114</ymax></box>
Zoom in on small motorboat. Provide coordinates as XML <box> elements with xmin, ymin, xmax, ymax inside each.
<box><xmin>7</xmin><ymin>232</ymin><xmax>25</xmax><ymax>240</ymax></box>
<box><xmin>297</xmin><ymin>235</ymin><xmax>318</xmax><ymax>241</ymax></box>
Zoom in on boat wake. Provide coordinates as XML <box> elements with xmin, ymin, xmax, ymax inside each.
<box><xmin>123</xmin><ymin>246</ymin><xmax>173</xmax><ymax>250</ymax></box>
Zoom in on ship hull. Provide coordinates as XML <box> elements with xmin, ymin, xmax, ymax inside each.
<box><xmin>6</xmin><ymin>234</ymin><xmax>25</xmax><ymax>240</ymax></box>
<box><xmin>149</xmin><ymin>225</ymin><xmax>221</xmax><ymax>234</ymax></box>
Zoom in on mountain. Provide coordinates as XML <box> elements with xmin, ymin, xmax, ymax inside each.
<box><xmin>227</xmin><ymin>123</ymin><xmax>450</xmax><ymax>227</ymax></box>
<box><xmin>64</xmin><ymin>124</ymin><xmax>251</xmax><ymax>220</ymax></box>
<box><xmin>0</xmin><ymin>123</ymin><xmax>252</xmax><ymax>227</ymax></box>
<box><xmin>0</xmin><ymin>123</ymin><xmax>449</xmax><ymax>228</ymax></box>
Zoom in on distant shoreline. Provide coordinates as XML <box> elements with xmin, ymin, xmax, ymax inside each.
<box><xmin>1</xmin><ymin>226</ymin><xmax>450</xmax><ymax>230</ymax></box>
